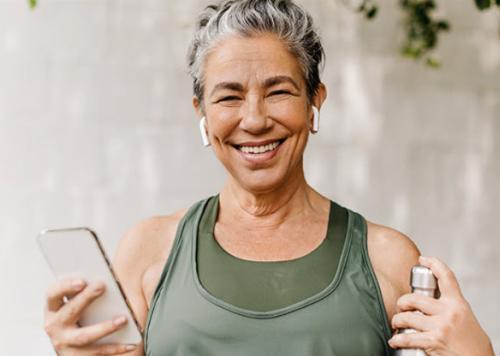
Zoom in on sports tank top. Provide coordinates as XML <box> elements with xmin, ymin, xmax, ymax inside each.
<box><xmin>144</xmin><ymin>196</ymin><xmax>394</xmax><ymax>356</ymax></box>
<box><xmin>197</xmin><ymin>195</ymin><xmax>346</xmax><ymax>311</ymax></box>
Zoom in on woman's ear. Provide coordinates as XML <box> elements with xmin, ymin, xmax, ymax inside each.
<box><xmin>192</xmin><ymin>96</ymin><xmax>204</xmax><ymax>119</ymax></box>
<box><xmin>312</xmin><ymin>83</ymin><xmax>327</xmax><ymax>111</ymax></box>
<box><xmin>309</xmin><ymin>84</ymin><xmax>327</xmax><ymax>133</ymax></box>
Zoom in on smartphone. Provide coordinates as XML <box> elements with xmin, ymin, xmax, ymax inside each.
<box><xmin>37</xmin><ymin>227</ymin><xmax>142</xmax><ymax>345</ymax></box>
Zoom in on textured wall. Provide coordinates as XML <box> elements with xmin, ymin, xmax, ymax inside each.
<box><xmin>1</xmin><ymin>0</ymin><xmax>499</xmax><ymax>354</ymax></box>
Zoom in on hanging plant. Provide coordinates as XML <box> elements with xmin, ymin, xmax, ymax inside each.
<box><xmin>399</xmin><ymin>0</ymin><xmax>450</xmax><ymax>68</ymax></box>
<box><xmin>343</xmin><ymin>0</ymin><xmax>500</xmax><ymax>68</ymax></box>
<box><xmin>340</xmin><ymin>0</ymin><xmax>379</xmax><ymax>19</ymax></box>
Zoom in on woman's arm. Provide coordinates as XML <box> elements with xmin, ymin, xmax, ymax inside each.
<box><xmin>389</xmin><ymin>256</ymin><xmax>495</xmax><ymax>356</ymax></box>
<box><xmin>367</xmin><ymin>222</ymin><xmax>494</xmax><ymax>355</ymax></box>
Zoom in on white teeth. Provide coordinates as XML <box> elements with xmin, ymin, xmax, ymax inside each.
<box><xmin>239</xmin><ymin>141</ymin><xmax>280</xmax><ymax>154</ymax></box>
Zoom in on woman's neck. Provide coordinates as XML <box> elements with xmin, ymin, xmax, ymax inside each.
<box><xmin>219</xmin><ymin>169</ymin><xmax>328</xmax><ymax>230</ymax></box>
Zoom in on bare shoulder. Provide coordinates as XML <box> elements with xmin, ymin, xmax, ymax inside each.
<box><xmin>113</xmin><ymin>208</ymin><xmax>188</xmax><ymax>269</ymax></box>
<box><xmin>366</xmin><ymin>220</ymin><xmax>421</xmax><ymax>324</ymax></box>
<box><xmin>112</xmin><ymin>208</ymin><xmax>188</xmax><ymax>327</ymax></box>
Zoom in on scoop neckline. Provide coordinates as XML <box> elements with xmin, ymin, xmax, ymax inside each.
<box><xmin>191</xmin><ymin>196</ymin><xmax>354</xmax><ymax>319</ymax></box>
<box><xmin>206</xmin><ymin>195</ymin><xmax>334</xmax><ymax>264</ymax></box>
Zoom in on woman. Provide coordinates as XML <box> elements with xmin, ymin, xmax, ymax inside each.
<box><xmin>43</xmin><ymin>1</ymin><xmax>494</xmax><ymax>355</ymax></box>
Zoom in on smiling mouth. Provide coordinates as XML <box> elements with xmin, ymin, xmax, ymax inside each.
<box><xmin>234</xmin><ymin>139</ymin><xmax>285</xmax><ymax>154</ymax></box>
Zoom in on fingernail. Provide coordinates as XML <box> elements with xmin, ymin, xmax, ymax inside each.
<box><xmin>72</xmin><ymin>280</ymin><xmax>86</xmax><ymax>290</ymax></box>
<box><xmin>114</xmin><ymin>316</ymin><xmax>127</xmax><ymax>326</ymax></box>
<box><xmin>390</xmin><ymin>335</ymin><xmax>400</xmax><ymax>343</ymax></box>
<box><xmin>419</xmin><ymin>256</ymin><xmax>429</xmax><ymax>263</ymax></box>
<box><xmin>93</xmin><ymin>282</ymin><xmax>105</xmax><ymax>294</ymax></box>
<box><xmin>125</xmin><ymin>344</ymin><xmax>136</xmax><ymax>351</ymax></box>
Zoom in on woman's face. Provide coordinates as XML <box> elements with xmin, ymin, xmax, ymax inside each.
<box><xmin>194</xmin><ymin>33</ymin><xmax>325</xmax><ymax>194</ymax></box>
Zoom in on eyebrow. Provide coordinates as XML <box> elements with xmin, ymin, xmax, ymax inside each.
<box><xmin>263</xmin><ymin>75</ymin><xmax>300</xmax><ymax>91</ymax></box>
<box><xmin>209</xmin><ymin>82</ymin><xmax>244</xmax><ymax>97</ymax></box>
<box><xmin>209</xmin><ymin>75</ymin><xmax>300</xmax><ymax>97</ymax></box>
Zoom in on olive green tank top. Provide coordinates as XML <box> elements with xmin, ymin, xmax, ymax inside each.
<box><xmin>144</xmin><ymin>196</ymin><xmax>394</xmax><ymax>356</ymax></box>
<box><xmin>197</xmin><ymin>195</ymin><xmax>345</xmax><ymax>311</ymax></box>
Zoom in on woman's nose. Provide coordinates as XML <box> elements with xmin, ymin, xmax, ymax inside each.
<box><xmin>239</xmin><ymin>97</ymin><xmax>271</xmax><ymax>134</ymax></box>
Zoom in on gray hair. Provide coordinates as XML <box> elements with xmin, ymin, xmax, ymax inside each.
<box><xmin>187</xmin><ymin>0</ymin><xmax>325</xmax><ymax>103</ymax></box>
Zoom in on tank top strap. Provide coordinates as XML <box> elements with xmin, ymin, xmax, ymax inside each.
<box><xmin>144</xmin><ymin>197</ymin><xmax>210</xmax><ymax>344</ymax></box>
<box><xmin>343</xmin><ymin>208</ymin><xmax>393</xmax><ymax>341</ymax></box>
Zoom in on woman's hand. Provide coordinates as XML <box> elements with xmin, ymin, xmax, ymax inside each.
<box><xmin>388</xmin><ymin>256</ymin><xmax>494</xmax><ymax>356</ymax></box>
<box><xmin>44</xmin><ymin>278</ymin><xmax>137</xmax><ymax>355</ymax></box>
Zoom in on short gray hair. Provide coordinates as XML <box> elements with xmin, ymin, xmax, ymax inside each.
<box><xmin>187</xmin><ymin>0</ymin><xmax>325</xmax><ymax>103</ymax></box>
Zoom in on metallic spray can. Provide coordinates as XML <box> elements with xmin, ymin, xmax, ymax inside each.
<box><xmin>394</xmin><ymin>265</ymin><xmax>438</xmax><ymax>356</ymax></box>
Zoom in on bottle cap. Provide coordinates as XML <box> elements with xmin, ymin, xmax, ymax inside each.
<box><xmin>410</xmin><ymin>265</ymin><xmax>437</xmax><ymax>290</ymax></box>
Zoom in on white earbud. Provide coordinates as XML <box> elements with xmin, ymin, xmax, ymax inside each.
<box><xmin>199</xmin><ymin>117</ymin><xmax>211</xmax><ymax>147</ymax></box>
<box><xmin>311</xmin><ymin>106</ymin><xmax>320</xmax><ymax>133</ymax></box>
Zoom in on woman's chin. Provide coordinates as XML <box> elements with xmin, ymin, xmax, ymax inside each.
<box><xmin>232</xmin><ymin>170</ymin><xmax>289</xmax><ymax>195</ymax></box>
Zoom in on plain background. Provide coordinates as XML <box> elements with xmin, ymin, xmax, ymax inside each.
<box><xmin>1</xmin><ymin>0</ymin><xmax>499</xmax><ymax>354</ymax></box>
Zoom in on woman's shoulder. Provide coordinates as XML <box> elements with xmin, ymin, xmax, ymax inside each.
<box><xmin>112</xmin><ymin>208</ymin><xmax>189</xmax><ymax>324</ymax></box>
<box><xmin>114</xmin><ymin>196</ymin><xmax>213</xmax><ymax>267</ymax></box>
<box><xmin>366</xmin><ymin>220</ymin><xmax>421</xmax><ymax>292</ymax></box>
<box><xmin>365</xmin><ymin>220</ymin><xmax>421</xmax><ymax>323</ymax></box>
<box><xmin>114</xmin><ymin>208</ymin><xmax>189</xmax><ymax>268</ymax></box>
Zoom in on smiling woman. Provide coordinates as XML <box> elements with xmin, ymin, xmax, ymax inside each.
<box><xmin>41</xmin><ymin>1</ymin><xmax>494</xmax><ymax>356</ymax></box>
<box><xmin>193</xmin><ymin>33</ymin><xmax>325</xmax><ymax>194</ymax></box>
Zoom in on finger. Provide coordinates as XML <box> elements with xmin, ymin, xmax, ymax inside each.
<box><xmin>46</xmin><ymin>278</ymin><xmax>87</xmax><ymax>312</ymax></box>
<box><xmin>418</xmin><ymin>256</ymin><xmax>462</xmax><ymax>298</ymax></box>
<box><xmin>82</xmin><ymin>342</ymin><xmax>137</xmax><ymax>355</ymax></box>
<box><xmin>391</xmin><ymin>311</ymin><xmax>436</xmax><ymax>332</ymax></box>
<box><xmin>396</xmin><ymin>293</ymin><xmax>441</xmax><ymax>315</ymax></box>
<box><xmin>58</xmin><ymin>282</ymin><xmax>105</xmax><ymax>324</ymax></box>
<box><xmin>64</xmin><ymin>316</ymin><xmax>129</xmax><ymax>347</ymax></box>
<box><xmin>388</xmin><ymin>330</ymin><xmax>445</xmax><ymax>351</ymax></box>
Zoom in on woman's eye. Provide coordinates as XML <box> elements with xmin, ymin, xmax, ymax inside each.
<box><xmin>269</xmin><ymin>90</ymin><xmax>290</xmax><ymax>96</ymax></box>
<box><xmin>218</xmin><ymin>96</ymin><xmax>241</xmax><ymax>102</ymax></box>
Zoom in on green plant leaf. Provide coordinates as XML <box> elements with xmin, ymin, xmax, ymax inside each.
<box><xmin>402</xmin><ymin>44</ymin><xmax>423</xmax><ymax>58</ymax></box>
<box><xmin>426</xmin><ymin>56</ymin><xmax>441</xmax><ymax>68</ymax></box>
<box><xmin>366</xmin><ymin>6</ymin><xmax>378</xmax><ymax>19</ymax></box>
<box><xmin>474</xmin><ymin>0</ymin><xmax>491</xmax><ymax>10</ymax></box>
<box><xmin>424</xmin><ymin>30</ymin><xmax>437</xmax><ymax>49</ymax></box>
<box><xmin>436</xmin><ymin>20</ymin><xmax>450</xmax><ymax>31</ymax></box>
<box><xmin>28</xmin><ymin>0</ymin><xmax>37</xmax><ymax>9</ymax></box>
<box><xmin>423</xmin><ymin>0</ymin><xmax>436</xmax><ymax>10</ymax></box>
<box><xmin>496</xmin><ymin>0</ymin><xmax>500</xmax><ymax>6</ymax></box>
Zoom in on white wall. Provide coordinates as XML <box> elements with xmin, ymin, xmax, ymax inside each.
<box><xmin>1</xmin><ymin>0</ymin><xmax>499</xmax><ymax>354</ymax></box>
